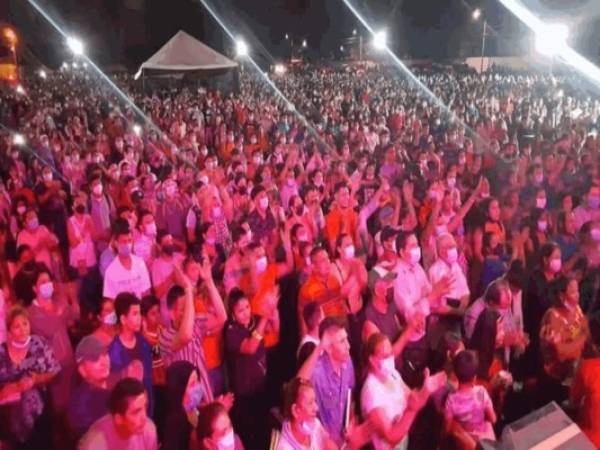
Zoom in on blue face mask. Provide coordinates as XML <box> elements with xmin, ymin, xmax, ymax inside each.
<box><xmin>184</xmin><ymin>383</ymin><xmax>204</xmax><ymax>412</ymax></box>
<box><xmin>118</xmin><ymin>243</ymin><xmax>132</xmax><ymax>257</ymax></box>
<box><xmin>588</xmin><ymin>196</ymin><xmax>600</xmax><ymax>209</ymax></box>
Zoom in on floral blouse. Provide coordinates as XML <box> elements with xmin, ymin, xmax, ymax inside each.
<box><xmin>540</xmin><ymin>305</ymin><xmax>588</xmax><ymax>381</ymax></box>
<box><xmin>0</xmin><ymin>335</ymin><xmax>61</xmax><ymax>443</ymax></box>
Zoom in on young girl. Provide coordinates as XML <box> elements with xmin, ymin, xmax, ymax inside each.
<box><xmin>444</xmin><ymin>350</ymin><xmax>496</xmax><ymax>446</ymax></box>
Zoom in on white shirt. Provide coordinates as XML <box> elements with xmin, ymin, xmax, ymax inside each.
<box><xmin>103</xmin><ymin>255</ymin><xmax>151</xmax><ymax>300</ymax></box>
<box><xmin>393</xmin><ymin>259</ymin><xmax>432</xmax><ymax>320</ymax></box>
<box><xmin>276</xmin><ymin>419</ymin><xmax>330</xmax><ymax>450</ymax></box>
<box><xmin>361</xmin><ymin>370</ymin><xmax>410</xmax><ymax>450</ymax></box>
<box><xmin>133</xmin><ymin>233</ymin><xmax>155</xmax><ymax>267</ymax></box>
<box><xmin>427</xmin><ymin>258</ymin><xmax>470</xmax><ymax>311</ymax></box>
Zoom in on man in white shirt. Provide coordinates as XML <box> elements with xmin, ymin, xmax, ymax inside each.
<box><xmin>428</xmin><ymin>234</ymin><xmax>470</xmax><ymax>314</ymax></box>
<box><xmin>393</xmin><ymin>231</ymin><xmax>451</xmax><ymax>340</ymax></box>
<box><xmin>103</xmin><ymin>222</ymin><xmax>151</xmax><ymax>301</ymax></box>
<box><xmin>427</xmin><ymin>233</ymin><xmax>470</xmax><ymax>350</ymax></box>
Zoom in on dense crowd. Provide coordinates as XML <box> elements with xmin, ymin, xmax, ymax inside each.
<box><xmin>0</xmin><ymin>63</ymin><xmax>599</xmax><ymax>450</ymax></box>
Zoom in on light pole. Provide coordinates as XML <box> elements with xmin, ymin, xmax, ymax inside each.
<box><xmin>472</xmin><ymin>9</ymin><xmax>487</xmax><ymax>73</ymax></box>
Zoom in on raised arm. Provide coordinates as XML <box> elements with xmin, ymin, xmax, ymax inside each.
<box><xmin>169</xmin><ymin>266</ymin><xmax>195</xmax><ymax>351</ymax></box>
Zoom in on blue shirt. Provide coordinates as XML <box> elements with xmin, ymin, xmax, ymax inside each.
<box><xmin>310</xmin><ymin>354</ymin><xmax>355</xmax><ymax>445</ymax></box>
<box><xmin>108</xmin><ymin>333</ymin><xmax>154</xmax><ymax>415</ymax></box>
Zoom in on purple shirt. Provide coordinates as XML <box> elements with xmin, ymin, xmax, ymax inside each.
<box><xmin>310</xmin><ymin>354</ymin><xmax>355</xmax><ymax>445</ymax></box>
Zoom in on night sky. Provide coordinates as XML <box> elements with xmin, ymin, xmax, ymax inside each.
<box><xmin>4</xmin><ymin>0</ymin><xmax>600</xmax><ymax>69</ymax></box>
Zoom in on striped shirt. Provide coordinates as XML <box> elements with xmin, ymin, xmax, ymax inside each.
<box><xmin>159</xmin><ymin>316</ymin><xmax>214</xmax><ymax>402</ymax></box>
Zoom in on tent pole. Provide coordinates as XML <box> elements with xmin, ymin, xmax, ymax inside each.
<box><xmin>142</xmin><ymin>70</ymin><xmax>145</xmax><ymax>92</ymax></box>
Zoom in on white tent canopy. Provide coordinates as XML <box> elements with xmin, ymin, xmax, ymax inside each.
<box><xmin>136</xmin><ymin>30</ymin><xmax>238</xmax><ymax>75</ymax></box>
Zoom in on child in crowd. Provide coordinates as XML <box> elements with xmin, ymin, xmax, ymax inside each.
<box><xmin>444</xmin><ymin>350</ymin><xmax>497</xmax><ymax>446</ymax></box>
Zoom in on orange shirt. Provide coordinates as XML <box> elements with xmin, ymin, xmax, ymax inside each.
<box><xmin>298</xmin><ymin>273</ymin><xmax>346</xmax><ymax>332</ymax></box>
<box><xmin>325</xmin><ymin>207</ymin><xmax>358</xmax><ymax>249</ymax></box>
<box><xmin>194</xmin><ymin>294</ymin><xmax>223</xmax><ymax>370</ymax></box>
<box><xmin>241</xmin><ymin>264</ymin><xmax>280</xmax><ymax>348</ymax></box>
<box><xmin>218</xmin><ymin>142</ymin><xmax>235</xmax><ymax>161</ymax></box>
<box><xmin>572</xmin><ymin>358</ymin><xmax>600</xmax><ymax>448</ymax></box>
<box><xmin>484</xmin><ymin>220</ymin><xmax>506</xmax><ymax>245</ymax></box>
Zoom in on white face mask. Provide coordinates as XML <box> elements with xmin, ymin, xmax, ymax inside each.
<box><xmin>550</xmin><ymin>257</ymin><xmax>562</xmax><ymax>273</ymax></box>
<box><xmin>255</xmin><ymin>256</ymin><xmax>268</xmax><ymax>273</ymax></box>
<box><xmin>538</xmin><ymin>220</ymin><xmax>548</xmax><ymax>232</ymax></box>
<box><xmin>145</xmin><ymin>222</ymin><xmax>157</xmax><ymax>237</ymax></box>
<box><xmin>446</xmin><ymin>177</ymin><xmax>456</xmax><ymax>188</ymax></box>
<box><xmin>409</xmin><ymin>247</ymin><xmax>421</xmax><ymax>265</ymax></box>
<box><xmin>445</xmin><ymin>247</ymin><xmax>458</xmax><ymax>264</ymax></box>
<box><xmin>93</xmin><ymin>184</ymin><xmax>103</xmax><ymax>196</ymax></box>
<box><xmin>103</xmin><ymin>311</ymin><xmax>117</xmax><ymax>326</ymax></box>
<box><xmin>43</xmin><ymin>172</ymin><xmax>53</xmax><ymax>182</ymax></box>
<box><xmin>378</xmin><ymin>355</ymin><xmax>395</xmax><ymax>377</ymax></box>
<box><xmin>39</xmin><ymin>281</ymin><xmax>54</xmax><ymax>299</ymax></box>
<box><xmin>343</xmin><ymin>245</ymin><xmax>355</xmax><ymax>260</ymax></box>
<box><xmin>299</xmin><ymin>418</ymin><xmax>317</xmax><ymax>436</ymax></box>
<box><xmin>10</xmin><ymin>335</ymin><xmax>31</xmax><ymax>349</ymax></box>
<box><xmin>259</xmin><ymin>197</ymin><xmax>269</xmax><ymax>210</ymax></box>
<box><xmin>536</xmin><ymin>198</ymin><xmax>547</xmax><ymax>209</ymax></box>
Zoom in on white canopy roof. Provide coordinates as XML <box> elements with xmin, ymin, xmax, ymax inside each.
<box><xmin>138</xmin><ymin>30</ymin><xmax>238</xmax><ymax>73</ymax></box>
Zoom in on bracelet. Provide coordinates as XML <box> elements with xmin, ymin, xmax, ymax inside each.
<box><xmin>252</xmin><ymin>330</ymin><xmax>264</xmax><ymax>341</ymax></box>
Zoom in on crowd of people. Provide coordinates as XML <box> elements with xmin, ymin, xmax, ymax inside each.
<box><xmin>0</xmin><ymin>62</ymin><xmax>599</xmax><ymax>450</ymax></box>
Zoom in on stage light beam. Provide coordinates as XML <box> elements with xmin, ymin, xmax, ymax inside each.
<box><xmin>534</xmin><ymin>23</ymin><xmax>569</xmax><ymax>57</ymax></box>
<box><xmin>372</xmin><ymin>30</ymin><xmax>387</xmax><ymax>51</ymax></box>
<box><xmin>66</xmin><ymin>36</ymin><xmax>84</xmax><ymax>56</ymax></box>
<box><xmin>236</xmin><ymin>39</ymin><xmax>248</xmax><ymax>57</ymax></box>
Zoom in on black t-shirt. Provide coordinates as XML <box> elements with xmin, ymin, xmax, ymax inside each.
<box><xmin>66</xmin><ymin>381</ymin><xmax>110</xmax><ymax>438</ymax></box>
<box><xmin>225</xmin><ymin>317</ymin><xmax>267</xmax><ymax>396</ymax></box>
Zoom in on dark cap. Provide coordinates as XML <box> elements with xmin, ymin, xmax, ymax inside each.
<box><xmin>75</xmin><ymin>335</ymin><xmax>107</xmax><ymax>364</ymax></box>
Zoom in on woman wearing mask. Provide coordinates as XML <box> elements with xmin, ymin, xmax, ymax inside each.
<box><xmin>92</xmin><ymin>298</ymin><xmax>118</xmax><ymax>346</ymax></box>
<box><xmin>16</xmin><ymin>209</ymin><xmax>59</xmax><ymax>276</ymax></box>
<box><xmin>0</xmin><ymin>306</ymin><xmax>61</xmax><ymax>448</ymax></box>
<box><xmin>67</xmin><ymin>194</ymin><xmax>99</xmax><ymax>310</ymax></box>
<box><xmin>525</xmin><ymin>208</ymin><xmax>551</xmax><ymax>266</ymax></box>
<box><xmin>361</xmin><ymin>333</ymin><xmax>444</xmax><ymax>450</ymax></box>
<box><xmin>225</xmin><ymin>288</ymin><xmax>271</xmax><ymax>449</ymax></box>
<box><xmin>27</xmin><ymin>268</ymin><xmax>78</xmax><ymax>413</ymax></box>
<box><xmin>198</xmin><ymin>222</ymin><xmax>227</xmax><ymax>282</ymax></box>
<box><xmin>523</xmin><ymin>243</ymin><xmax>563</xmax><ymax>378</ymax></box>
<box><xmin>163</xmin><ymin>361</ymin><xmax>208</xmax><ymax>450</ymax></box>
<box><xmin>277</xmin><ymin>377</ymin><xmax>338</xmax><ymax>449</ymax></box>
<box><xmin>578</xmin><ymin>221</ymin><xmax>600</xmax><ymax>269</ymax></box>
<box><xmin>539</xmin><ymin>276</ymin><xmax>590</xmax><ymax>405</ymax></box>
<box><xmin>196</xmin><ymin>402</ymin><xmax>244</xmax><ymax>450</ymax></box>
<box><xmin>553</xmin><ymin>211</ymin><xmax>580</xmax><ymax>273</ymax></box>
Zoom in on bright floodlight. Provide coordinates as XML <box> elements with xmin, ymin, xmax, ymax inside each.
<box><xmin>133</xmin><ymin>124</ymin><xmax>142</xmax><ymax>136</ymax></box>
<box><xmin>15</xmin><ymin>85</ymin><xmax>25</xmax><ymax>95</ymax></box>
<box><xmin>274</xmin><ymin>64</ymin><xmax>286</xmax><ymax>75</ymax></box>
<box><xmin>535</xmin><ymin>23</ymin><xmax>569</xmax><ymax>57</ymax></box>
<box><xmin>66</xmin><ymin>36</ymin><xmax>84</xmax><ymax>56</ymax></box>
<box><xmin>353</xmin><ymin>29</ymin><xmax>357</xmax><ymax>35</ymax></box>
<box><xmin>285</xmin><ymin>34</ymin><xmax>289</xmax><ymax>40</ymax></box>
<box><xmin>39</xmin><ymin>70</ymin><xmax>47</xmax><ymax>79</ymax></box>
<box><xmin>472</xmin><ymin>8</ymin><xmax>482</xmax><ymax>20</ymax></box>
<box><xmin>372</xmin><ymin>30</ymin><xmax>387</xmax><ymax>51</ymax></box>
<box><xmin>72</xmin><ymin>62</ymin><xmax>79</xmax><ymax>69</ymax></box>
<box><xmin>236</xmin><ymin>39</ymin><xmax>248</xmax><ymax>57</ymax></box>
<box><xmin>82</xmin><ymin>62</ymin><xmax>88</xmax><ymax>68</ymax></box>
<box><xmin>340</xmin><ymin>45</ymin><xmax>344</xmax><ymax>51</ymax></box>
<box><xmin>13</xmin><ymin>134</ymin><xmax>25</xmax><ymax>146</ymax></box>
<box><xmin>302</xmin><ymin>39</ymin><xmax>307</xmax><ymax>48</ymax></box>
